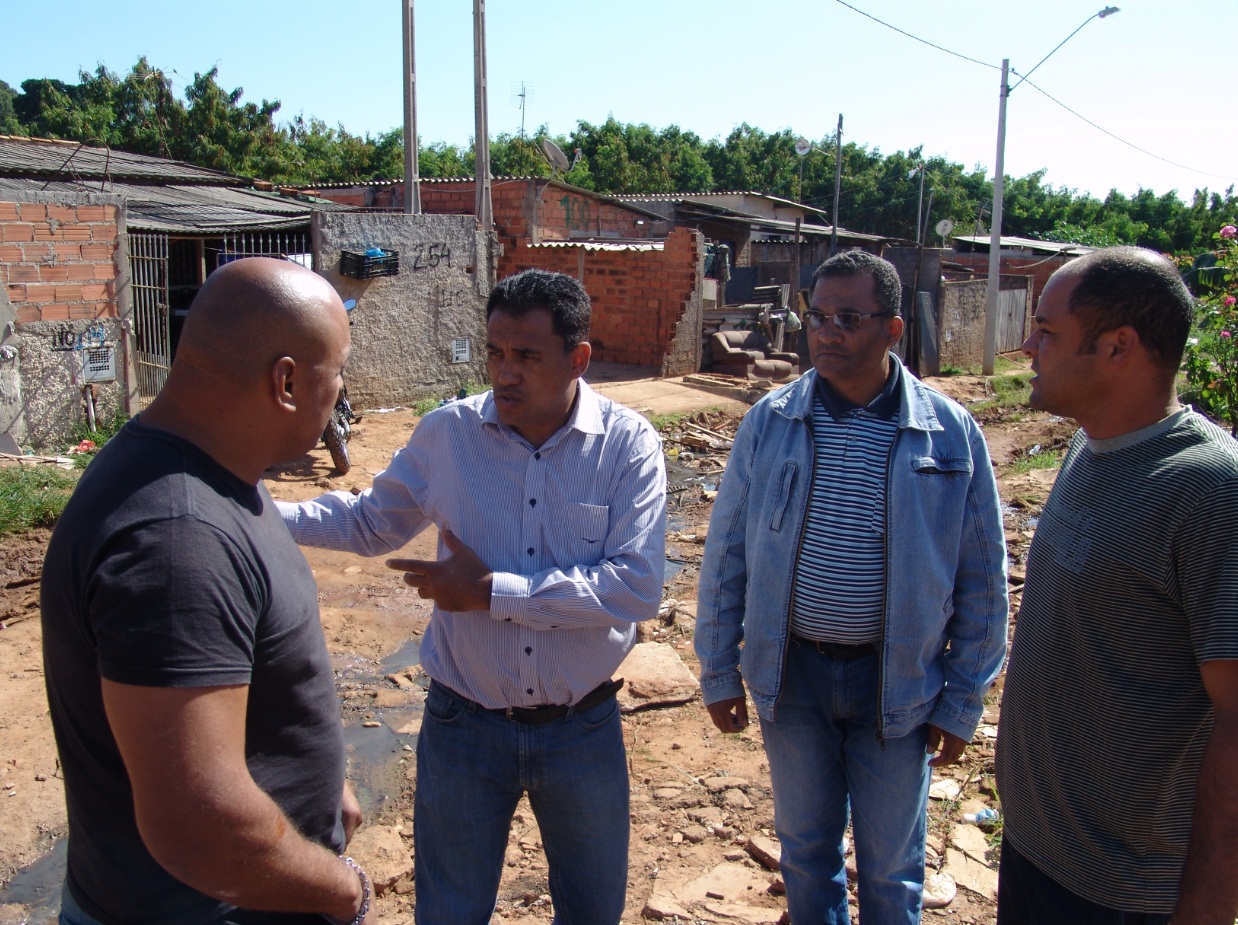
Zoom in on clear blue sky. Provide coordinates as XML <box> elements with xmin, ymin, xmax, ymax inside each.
<box><xmin>4</xmin><ymin>0</ymin><xmax>1234</xmax><ymax>206</ymax></box>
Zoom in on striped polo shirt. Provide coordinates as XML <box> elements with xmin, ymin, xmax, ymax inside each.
<box><xmin>996</xmin><ymin>408</ymin><xmax>1238</xmax><ymax>912</ymax></box>
<box><xmin>789</xmin><ymin>362</ymin><xmax>901</xmax><ymax>644</ymax></box>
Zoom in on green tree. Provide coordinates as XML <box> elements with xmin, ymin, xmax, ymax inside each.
<box><xmin>0</xmin><ymin>80</ymin><xmax>23</xmax><ymax>135</ymax></box>
<box><xmin>174</xmin><ymin>67</ymin><xmax>285</xmax><ymax>177</ymax></box>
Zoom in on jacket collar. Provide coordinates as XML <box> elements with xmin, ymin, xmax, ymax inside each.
<box><xmin>772</xmin><ymin>354</ymin><xmax>943</xmax><ymax>432</ymax></box>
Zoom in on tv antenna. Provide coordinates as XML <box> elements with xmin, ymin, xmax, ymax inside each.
<box><xmin>511</xmin><ymin>82</ymin><xmax>534</xmax><ymax>139</ymax></box>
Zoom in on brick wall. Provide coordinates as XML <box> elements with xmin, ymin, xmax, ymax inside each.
<box><xmin>0</xmin><ymin>201</ymin><xmax>120</xmax><ymax>323</ymax></box>
<box><xmin>503</xmin><ymin>228</ymin><xmax>702</xmax><ymax>373</ymax></box>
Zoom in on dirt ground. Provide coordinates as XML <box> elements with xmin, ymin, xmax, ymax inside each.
<box><xmin>0</xmin><ymin>360</ymin><xmax>1073</xmax><ymax>925</ymax></box>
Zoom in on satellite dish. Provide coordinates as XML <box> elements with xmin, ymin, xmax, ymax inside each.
<box><xmin>794</xmin><ymin>137</ymin><xmax>811</xmax><ymax>157</ymax></box>
<box><xmin>935</xmin><ymin>218</ymin><xmax>955</xmax><ymax>239</ymax></box>
<box><xmin>540</xmin><ymin>138</ymin><xmax>571</xmax><ymax>174</ymax></box>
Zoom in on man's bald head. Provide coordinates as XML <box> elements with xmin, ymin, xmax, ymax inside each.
<box><xmin>177</xmin><ymin>257</ymin><xmax>348</xmax><ymax>386</ymax></box>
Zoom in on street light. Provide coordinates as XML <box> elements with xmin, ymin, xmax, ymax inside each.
<box><xmin>981</xmin><ymin>6</ymin><xmax>1119</xmax><ymax>375</ymax></box>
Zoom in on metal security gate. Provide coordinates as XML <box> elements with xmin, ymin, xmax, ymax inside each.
<box><xmin>129</xmin><ymin>233</ymin><xmax>171</xmax><ymax>409</ymax></box>
<box><xmin>995</xmin><ymin>286</ymin><xmax>1029</xmax><ymax>353</ymax></box>
<box><xmin>221</xmin><ymin>230</ymin><xmax>313</xmax><ymax>268</ymax></box>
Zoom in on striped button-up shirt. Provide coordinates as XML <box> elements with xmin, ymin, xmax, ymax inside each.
<box><xmin>278</xmin><ymin>381</ymin><xmax>667</xmax><ymax>709</ymax></box>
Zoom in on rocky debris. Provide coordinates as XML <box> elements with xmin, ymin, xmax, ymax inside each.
<box><xmin>746</xmin><ymin>834</ymin><xmax>781</xmax><ymax>871</ymax></box>
<box><xmin>949</xmin><ymin>823</ymin><xmax>993</xmax><ymax>866</ymax></box>
<box><xmin>681</xmin><ymin>824</ymin><xmax>709</xmax><ymax>843</ymax></box>
<box><xmin>923</xmin><ymin>870</ymin><xmax>958</xmax><ymax>909</ymax></box>
<box><xmin>928</xmin><ymin>778</ymin><xmax>963</xmax><ymax>801</ymax></box>
<box><xmin>385</xmin><ymin>664</ymin><xmax>424</xmax><ymax>690</ymax></box>
<box><xmin>676</xmin><ymin>862</ymin><xmax>772</xmax><ymax>905</ymax></box>
<box><xmin>346</xmin><ymin>824</ymin><xmax>411</xmax><ymax>896</ymax></box>
<box><xmin>703</xmin><ymin>776</ymin><xmax>750</xmax><ymax>793</ymax></box>
<box><xmin>394</xmin><ymin>715</ymin><xmax>422</xmax><ymax>736</ymax></box>
<box><xmin>371</xmin><ymin>688</ymin><xmax>417</xmax><ymax>709</ymax></box>
<box><xmin>643</xmin><ymin>891</ymin><xmax>694</xmax><ymax>921</ymax></box>
<box><xmin>701</xmin><ymin>900</ymin><xmax>786</xmax><ymax>923</ymax></box>
<box><xmin>722</xmin><ymin>788</ymin><xmax>753</xmax><ymax>810</ymax></box>
<box><xmin>616</xmin><ymin>642</ymin><xmax>699</xmax><ymax>712</ymax></box>
<box><xmin>945</xmin><ymin>846</ymin><xmax>999</xmax><ymax>901</ymax></box>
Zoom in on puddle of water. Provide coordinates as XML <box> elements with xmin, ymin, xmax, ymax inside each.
<box><xmin>337</xmin><ymin>637</ymin><xmax>426</xmax><ymax>816</ymax></box>
<box><xmin>0</xmin><ymin>838</ymin><xmax>65</xmax><ymax>922</ymax></box>
<box><xmin>0</xmin><ymin>642</ymin><xmax>432</xmax><ymax>918</ymax></box>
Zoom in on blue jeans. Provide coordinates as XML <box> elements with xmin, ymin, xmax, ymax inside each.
<box><xmin>413</xmin><ymin>681</ymin><xmax>629</xmax><ymax>925</ymax></box>
<box><xmin>997</xmin><ymin>837</ymin><xmax>1172</xmax><ymax>925</ymax></box>
<box><xmin>758</xmin><ymin>639</ymin><xmax>930</xmax><ymax>925</ymax></box>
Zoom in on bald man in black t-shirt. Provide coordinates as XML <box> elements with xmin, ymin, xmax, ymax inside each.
<box><xmin>41</xmin><ymin>258</ymin><xmax>373</xmax><ymax>925</ymax></box>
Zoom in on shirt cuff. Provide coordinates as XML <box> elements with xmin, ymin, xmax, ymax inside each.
<box><xmin>489</xmin><ymin>571</ymin><xmax>532</xmax><ymax>623</ymax></box>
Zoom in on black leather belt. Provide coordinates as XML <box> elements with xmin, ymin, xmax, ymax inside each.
<box><xmin>791</xmin><ymin>634</ymin><xmax>879</xmax><ymax>660</ymax></box>
<box><xmin>490</xmin><ymin>678</ymin><xmax>624</xmax><ymax>724</ymax></box>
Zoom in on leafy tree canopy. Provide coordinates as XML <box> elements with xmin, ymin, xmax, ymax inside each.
<box><xmin>5</xmin><ymin>57</ymin><xmax>1235</xmax><ymax>253</ymax></box>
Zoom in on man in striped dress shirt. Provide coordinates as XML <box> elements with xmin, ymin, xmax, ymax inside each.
<box><xmin>996</xmin><ymin>247</ymin><xmax>1238</xmax><ymax>924</ymax></box>
<box><xmin>278</xmin><ymin>269</ymin><xmax>667</xmax><ymax>925</ymax></box>
<box><xmin>696</xmin><ymin>251</ymin><xmax>1008</xmax><ymax>925</ymax></box>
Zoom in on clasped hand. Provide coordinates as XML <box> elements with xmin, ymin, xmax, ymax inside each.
<box><xmin>386</xmin><ymin>527</ymin><xmax>493</xmax><ymax>612</ymax></box>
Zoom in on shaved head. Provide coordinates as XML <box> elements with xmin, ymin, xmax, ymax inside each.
<box><xmin>178</xmin><ymin>257</ymin><xmax>347</xmax><ymax>384</ymax></box>
<box><xmin>1055</xmin><ymin>246</ymin><xmax>1194</xmax><ymax>374</ymax></box>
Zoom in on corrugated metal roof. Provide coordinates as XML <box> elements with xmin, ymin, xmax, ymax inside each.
<box><xmin>530</xmin><ymin>240</ymin><xmax>664</xmax><ymax>252</ymax></box>
<box><xmin>0</xmin><ymin>136</ymin><xmax>245</xmax><ymax>186</ymax></box>
<box><xmin>0</xmin><ymin>177</ymin><xmax>342</xmax><ymax>233</ymax></box>
<box><xmin>953</xmin><ymin>234</ymin><xmax>1095</xmax><ymax>255</ymax></box>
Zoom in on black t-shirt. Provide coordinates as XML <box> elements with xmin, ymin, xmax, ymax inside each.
<box><xmin>41</xmin><ymin>419</ymin><xmax>346</xmax><ymax>925</ymax></box>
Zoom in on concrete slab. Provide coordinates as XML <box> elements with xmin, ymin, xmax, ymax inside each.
<box><xmin>586</xmin><ymin>362</ymin><xmax>753</xmax><ymax>417</ymax></box>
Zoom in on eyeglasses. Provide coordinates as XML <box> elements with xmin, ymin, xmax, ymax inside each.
<box><xmin>803</xmin><ymin>309</ymin><xmax>893</xmax><ymax>333</ymax></box>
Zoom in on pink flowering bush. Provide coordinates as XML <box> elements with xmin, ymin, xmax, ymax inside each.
<box><xmin>1184</xmin><ymin>224</ymin><xmax>1238</xmax><ymax>435</ymax></box>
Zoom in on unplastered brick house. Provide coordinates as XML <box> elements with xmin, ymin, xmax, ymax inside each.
<box><xmin>0</xmin><ymin>136</ymin><xmax>335</xmax><ymax>449</ymax></box>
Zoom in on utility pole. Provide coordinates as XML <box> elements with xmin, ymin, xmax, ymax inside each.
<box><xmin>983</xmin><ymin>8</ymin><xmax>1119</xmax><ymax>375</ymax></box>
<box><xmin>473</xmin><ymin>0</ymin><xmax>492</xmax><ymax>229</ymax></box>
<box><xmin>982</xmin><ymin>59</ymin><xmax>1008</xmax><ymax>376</ymax></box>
<box><xmin>830</xmin><ymin>114</ymin><xmax>843</xmax><ymax>257</ymax></box>
<box><xmin>401</xmin><ymin>0</ymin><xmax>421</xmax><ymax>214</ymax></box>
<box><xmin>914</xmin><ymin>162</ymin><xmax>925</xmax><ymax>244</ymax></box>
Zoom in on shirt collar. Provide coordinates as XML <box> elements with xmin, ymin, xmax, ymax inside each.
<box><xmin>481</xmin><ymin>378</ymin><xmax>605</xmax><ymax>446</ymax></box>
<box><xmin>813</xmin><ymin>357</ymin><xmax>901</xmax><ymax>422</ymax></box>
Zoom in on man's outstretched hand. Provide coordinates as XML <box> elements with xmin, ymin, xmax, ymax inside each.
<box><xmin>386</xmin><ymin>528</ymin><xmax>493</xmax><ymax>612</ymax></box>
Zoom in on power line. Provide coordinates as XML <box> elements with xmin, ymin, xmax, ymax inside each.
<box><xmin>831</xmin><ymin>0</ymin><xmax>999</xmax><ymax>71</ymax></box>
<box><xmin>1015</xmin><ymin>74</ymin><xmax>1238</xmax><ymax>187</ymax></box>
<box><xmin>833</xmin><ymin>0</ymin><xmax>1235</xmax><ymax>191</ymax></box>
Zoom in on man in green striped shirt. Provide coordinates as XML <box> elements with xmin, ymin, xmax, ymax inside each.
<box><xmin>996</xmin><ymin>247</ymin><xmax>1238</xmax><ymax>925</ymax></box>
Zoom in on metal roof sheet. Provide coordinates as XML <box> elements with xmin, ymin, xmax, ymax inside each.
<box><xmin>953</xmin><ymin>234</ymin><xmax>1095</xmax><ymax>255</ymax></box>
<box><xmin>529</xmin><ymin>240</ymin><xmax>664</xmax><ymax>252</ymax></box>
<box><xmin>0</xmin><ymin>136</ymin><xmax>245</xmax><ymax>185</ymax></box>
<box><xmin>0</xmin><ymin>177</ymin><xmax>338</xmax><ymax>233</ymax></box>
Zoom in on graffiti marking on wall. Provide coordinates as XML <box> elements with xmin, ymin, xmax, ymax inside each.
<box><xmin>409</xmin><ymin>243</ymin><xmax>452</xmax><ymax>271</ymax></box>
<box><xmin>51</xmin><ymin>322</ymin><xmax>108</xmax><ymax>352</ymax></box>
<box><xmin>435</xmin><ymin>286</ymin><xmax>472</xmax><ymax>310</ymax></box>
<box><xmin>558</xmin><ymin>196</ymin><xmax>593</xmax><ymax>232</ymax></box>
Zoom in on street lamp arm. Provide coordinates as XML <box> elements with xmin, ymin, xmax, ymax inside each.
<box><xmin>1009</xmin><ymin>6</ymin><xmax>1119</xmax><ymax>93</ymax></box>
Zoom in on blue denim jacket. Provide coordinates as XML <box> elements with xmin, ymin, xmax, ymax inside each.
<box><xmin>695</xmin><ymin>359</ymin><xmax>1008</xmax><ymax>741</ymax></box>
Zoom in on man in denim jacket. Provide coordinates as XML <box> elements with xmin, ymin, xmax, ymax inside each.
<box><xmin>696</xmin><ymin>251</ymin><xmax>1008</xmax><ymax>925</ymax></box>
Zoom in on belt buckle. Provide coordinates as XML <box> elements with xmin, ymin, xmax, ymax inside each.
<box><xmin>505</xmin><ymin>706</ymin><xmax>515</xmax><ymax>720</ymax></box>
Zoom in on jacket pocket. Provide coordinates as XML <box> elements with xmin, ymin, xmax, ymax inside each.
<box><xmin>910</xmin><ymin>455</ymin><xmax>973</xmax><ymax>476</ymax></box>
<box><xmin>767</xmin><ymin>461</ymin><xmax>799</xmax><ymax>533</ymax></box>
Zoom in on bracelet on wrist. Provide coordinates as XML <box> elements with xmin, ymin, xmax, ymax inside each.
<box><xmin>328</xmin><ymin>856</ymin><xmax>369</xmax><ymax>925</ymax></box>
